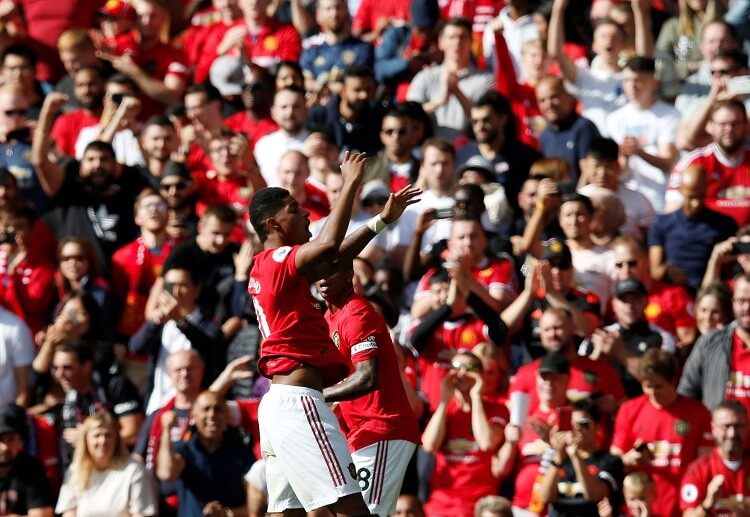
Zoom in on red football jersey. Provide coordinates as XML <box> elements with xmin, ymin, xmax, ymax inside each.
<box><xmin>725</xmin><ymin>331</ymin><xmax>750</xmax><ymax>417</ymax></box>
<box><xmin>512</xmin><ymin>406</ymin><xmax>557</xmax><ymax>513</ymax></box>
<box><xmin>132</xmin><ymin>42</ymin><xmax>189</xmax><ymax>120</ymax></box>
<box><xmin>425</xmin><ymin>397</ymin><xmax>508</xmax><ymax>517</ymax></box>
<box><xmin>411</xmin><ymin>315</ymin><xmax>489</xmax><ymax>412</ymax></box>
<box><xmin>667</xmin><ymin>144</ymin><xmax>750</xmax><ymax>227</ymax></box>
<box><xmin>325</xmin><ymin>293</ymin><xmax>420</xmax><ymax>451</ymax></box>
<box><xmin>680</xmin><ymin>448</ymin><xmax>750</xmax><ymax>515</ymax></box>
<box><xmin>414</xmin><ymin>257</ymin><xmax>516</xmax><ymax>302</ymax></box>
<box><xmin>612</xmin><ymin>395</ymin><xmax>713</xmax><ymax>517</ymax></box>
<box><xmin>50</xmin><ymin>109</ymin><xmax>100</xmax><ymax>158</ymax></box>
<box><xmin>225</xmin><ymin>113</ymin><xmax>279</xmax><ymax>150</ymax></box>
<box><xmin>248</xmin><ymin>245</ymin><xmax>352</xmax><ymax>386</ymax></box>
<box><xmin>0</xmin><ymin>254</ymin><xmax>55</xmax><ymax>335</ymax></box>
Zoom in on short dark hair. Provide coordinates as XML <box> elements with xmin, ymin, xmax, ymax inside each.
<box><xmin>82</xmin><ymin>141</ymin><xmax>116</xmax><ymax>160</ymax></box>
<box><xmin>186</xmin><ymin>82</ymin><xmax>222</xmax><ymax>104</ymax></box>
<box><xmin>0</xmin><ymin>201</ymin><xmax>35</xmax><ymax>225</ymax></box>
<box><xmin>162</xmin><ymin>264</ymin><xmax>197</xmax><ymax>284</ymax></box>
<box><xmin>429</xmin><ymin>267</ymin><xmax>451</xmax><ymax>285</ymax></box>
<box><xmin>249</xmin><ymin>187</ymin><xmax>291</xmax><ymax>242</ymax></box>
<box><xmin>440</xmin><ymin>17</ymin><xmax>472</xmax><ymax>36</ymax></box>
<box><xmin>144</xmin><ymin>114</ymin><xmax>175</xmax><ymax>131</ymax></box>
<box><xmin>55</xmin><ymin>339</ymin><xmax>94</xmax><ymax>364</ymax></box>
<box><xmin>639</xmin><ymin>348</ymin><xmax>679</xmax><ymax>383</ymax></box>
<box><xmin>713</xmin><ymin>48</ymin><xmax>749</xmax><ymax>69</ymax></box>
<box><xmin>202</xmin><ymin>203</ymin><xmax>236</xmax><ymax>225</ymax></box>
<box><xmin>624</xmin><ymin>56</ymin><xmax>656</xmax><ymax>74</ymax></box>
<box><xmin>715</xmin><ymin>399</ymin><xmax>748</xmax><ymax>419</ymax></box>
<box><xmin>343</xmin><ymin>64</ymin><xmax>374</xmax><ymax>82</ymax></box>
<box><xmin>587</xmin><ymin>137</ymin><xmax>620</xmax><ymax>162</ymax></box>
<box><xmin>106</xmin><ymin>73</ymin><xmax>137</xmax><ymax>92</ymax></box>
<box><xmin>421</xmin><ymin>137</ymin><xmax>455</xmax><ymax>163</ymax></box>
<box><xmin>275</xmin><ymin>85</ymin><xmax>306</xmax><ymax>100</ymax></box>
<box><xmin>474</xmin><ymin>90</ymin><xmax>511</xmax><ymax>116</ymax></box>
<box><xmin>1</xmin><ymin>44</ymin><xmax>37</xmax><ymax>67</ymax></box>
<box><xmin>572</xmin><ymin>398</ymin><xmax>600</xmax><ymax>423</ymax></box>
<box><xmin>561</xmin><ymin>192</ymin><xmax>594</xmax><ymax>214</ymax></box>
<box><xmin>711</xmin><ymin>98</ymin><xmax>747</xmax><ymax>119</ymax></box>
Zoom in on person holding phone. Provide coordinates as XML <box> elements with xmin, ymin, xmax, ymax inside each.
<box><xmin>540</xmin><ymin>399</ymin><xmax>624</xmax><ymax>517</ymax></box>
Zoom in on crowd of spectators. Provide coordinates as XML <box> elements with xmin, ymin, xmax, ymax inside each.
<box><xmin>0</xmin><ymin>0</ymin><xmax>747</xmax><ymax>515</ymax></box>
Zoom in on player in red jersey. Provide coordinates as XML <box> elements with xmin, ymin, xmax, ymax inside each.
<box><xmin>247</xmin><ymin>152</ymin><xmax>419</xmax><ymax>516</ymax></box>
<box><xmin>680</xmin><ymin>400</ymin><xmax>750</xmax><ymax>516</ymax></box>
<box><xmin>611</xmin><ymin>349</ymin><xmax>713</xmax><ymax>517</ymax></box>
<box><xmin>316</xmin><ymin>263</ymin><xmax>420</xmax><ymax>516</ymax></box>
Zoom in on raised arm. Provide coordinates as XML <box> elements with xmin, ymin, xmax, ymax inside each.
<box><xmin>100</xmin><ymin>52</ymin><xmax>187</xmax><ymax>105</ymax></box>
<box><xmin>632</xmin><ymin>0</ymin><xmax>654</xmax><ymax>58</ymax></box>
<box><xmin>31</xmin><ymin>93</ymin><xmax>69</xmax><ymax>198</ymax></box>
<box><xmin>547</xmin><ymin>0</ymin><xmax>577</xmax><ymax>83</ymax></box>
<box><xmin>156</xmin><ymin>411</ymin><xmax>186</xmax><ymax>482</ymax></box>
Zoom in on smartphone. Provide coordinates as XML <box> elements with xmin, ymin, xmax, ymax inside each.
<box><xmin>557</xmin><ymin>407</ymin><xmax>572</xmax><ymax>432</ymax></box>
<box><xmin>110</xmin><ymin>93</ymin><xmax>125</xmax><ymax>104</ymax></box>
<box><xmin>6</xmin><ymin>127</ymin><xmax>30</xmax><ymax>141</ymax></box>
<box><xmin>163</xmin><ymin>281</ymin><xmax>175</xmax><ymax>293</ymax></box>
<box><xmin>727</xmin><ymin>75</ymin><xmax>750</xmax><ymax>95</ymax></box>
<box><xmin>635</xmin><ymin>442</ymin><xmax>649</xmax><ymax>453</ymax></box>
<box><xmin>732</xmin><ymin>242</ymin><xmax>750</xmax><ymax>255</ymax></box>
<box><xmin>430</xmin><ymin>208</ymin><xmax>454</xmax><ymax>220</ymax></box>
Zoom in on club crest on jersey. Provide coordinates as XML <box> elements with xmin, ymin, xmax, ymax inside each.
<box><xmin>332</xmin><ymin>330</ymin><xmax>340</xmax><ymax>349</ymax></box>
<box><xmin>272</xmin><ymin>246</ymin><xmax>292</xmax><ymax>262</ymax></box>
<box><xmin>247</xmin><ymin>278</ymin><xmax>261</xmax><ymax>294</ymax></box>
<box><xmin>583</xmin><ymin>370</ymin><xmax>598</xmax><ymax>386</ymax></box>
<box><xmin>675</xmin><ymin>419</ymin><xmax>691</xmax><ymax>436</ymax></box>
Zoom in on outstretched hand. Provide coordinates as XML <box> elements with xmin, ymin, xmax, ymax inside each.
<box><xmin>339</xmin><ymin>151</ymin><xmax>368</xmax><ymax>186</ymax></box>
<box><xmin>380</xmin><ymin>184</ymin><xmax>422</xmax><ymax>224</ymax></box>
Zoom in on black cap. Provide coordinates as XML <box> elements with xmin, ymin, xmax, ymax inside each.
<box><xmin>539</xmin><ymin>352</ymin><xmax>570</xmax><ymax>375</ymax></box>
<box><xmin>542</xmin><ymin>239</ymin><xmax>572</xmax><ymax>263</ymax></box>
<box><xmin>410</xmin><ymin>0</ymin><xmax>439</xmax><ymax>29</ymax></box>
<box><xmin>613</xmin><ymin>278</ymin><xmax>648</xmax><ymax>298</ymax></box>
<box><xmin>0</xmin><ymin>404</ymin><xmax>26</xmax><ymax>436</ymax></box>
<box><xmin>456</xmin><ymin>155</ymin><xmax>497</xmax><ymax>183</ymax></box>
<box><xmin>160</xmin><ymin>161</ymin><xmax>191</xmax><ymax>181</ymax></box>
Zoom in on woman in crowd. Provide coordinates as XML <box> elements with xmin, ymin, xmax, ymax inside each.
<box><xmin>56</xmin><ymin>412</ymin><xmax>157</xmax><ymax>517</ymax></box>
<box><xmin>694</xmin><ymin>282</ymin><xmax>733</xmax><ymax>337</ymax></box>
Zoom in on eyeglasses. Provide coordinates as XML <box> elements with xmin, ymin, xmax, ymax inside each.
<box><xmin>3</xmin><ymin>109</ymin><xmax>26</xmax><ymax>117</ymax></box>
<box><xmin>615</xmin><ymin>260</ymin><xmax>638</xmax><ymax>269</ymax></box>
<box><xmin>160</xmin><ymin>181</ymin><xmax>189</xmax><ymax>191</ymax></box>
<box><xmin>382</xmin><ymin>128</ymin><xmax>407</xmax><ymax>136</ymax></box>
<box><xmin>576</xmin><ymin>418</ymin><xmax>592</xmax><ymax>429</ymax></box>
<box><xmin>60</xmin><ymin>254</ymin><xmax>86</xmax><ymax>262</ymax></box>
<box><xmin>362</xmin><ymin>196</ymin><xmax>389</xmax><ymax>207</ymax></box>
<box><xmin>549</xmin><ymin>261</ymin><xmax>572</xmax><ymax>270</ymax></box>
<box><xmin>711</xmin><ymin>67</ymin><xmax>737</xmax><ymax>76</ymax></box>
<box><xmin>451</xmin><ymin>361</ymin><xmax>481</xmax><ymax>372</ymax></box>
<box><xmin>242</xmin><ymin>82</ymin><xmax>264</xmax><ymax>92</ymax></box>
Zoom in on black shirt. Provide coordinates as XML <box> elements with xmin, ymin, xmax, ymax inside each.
<box><xmin>548</xmin><ymin>450</ymin><xmax>624</xmax><ymax>517</ymax></box>
<box><xmin>0</xmin><ymin>451</ymin><xmax>55</xmax><ymax>514</ymax></box>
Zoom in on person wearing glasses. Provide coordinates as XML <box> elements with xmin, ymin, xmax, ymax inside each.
<box><xmin>539</xmin><ymin>399</ymin><xmax>624</xmax><ymax>517</ymax></box>
<box><xmin>158</xmin><ymin>162</ymin><xmax>198</xmax><ymax>240</ymax></box>
<box><xmin>362</xmin><ymin>106</ymin><xmax>421</xmax><ymax>192</ymax></box>
<box><xmin>422</xmin><ymin>349</ymin><xmax>509</xmax><ymax>517</ymax></box>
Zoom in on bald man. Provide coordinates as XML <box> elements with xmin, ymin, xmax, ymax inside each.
<box><xmin>649</xmin><ymin>165</ymin><xmax>737</xmax><ymax>291</ymax></box>
<box><xmin>536</xmin><ymin>76</ymin><xmax>601</xmax><ymax>184</ymax></box>
<box><xmin>277</xmin><ymin>149</ymin><xmax>330</xmax><ymax>221</ymax></box>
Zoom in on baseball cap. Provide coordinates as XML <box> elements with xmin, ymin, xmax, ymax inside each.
<box><xmin>456</xmin><ymin>155</ymin><xmax>497</xmax><ymax>183</ymax></box>
<box><xmin>538</xmin><ymin>352</ymin><xmax>570</xmax><ymax>375</ymax></box>
<box><xmin>98</xmin><ymin>0</ymin><xmax>135</xmax><ymax>19</ymax></box>
<box><xmin>160</xmin><ymin>160</ymin><xmax>191</xmax><ymax>181</ymax></box>
<box><xmin>209</xmin><ymin>56</ymin><xmax>245</xmax><ymax>96</ymax></box>
<box><xmin>613</xmin><ymin>278</ymin><xmax>648</xmax><ymax>298</ymax></box>
<box><xmin>542</xmin><ymin>239</ymin><xmax>572</xmax><ymax>264</ymax></box>
<box><xmin>410</xmin><ymin>0</ymin><xmax>440</xmax><ymax>29</ymax></box>
<box><xmin>0</xmin><ymin>404</ymin><xmax>26</xmax><ymax>436</ymax></box>
<box><xmin>360</xmin><ymin>180</ymin><xmax>391</xmax><ymax>203</ymax></box>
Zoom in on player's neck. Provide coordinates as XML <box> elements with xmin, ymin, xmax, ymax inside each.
<box><xmin>326</xmin><ymin>287</ymin><xmax>354</xmax><ymax>313</ymax></box>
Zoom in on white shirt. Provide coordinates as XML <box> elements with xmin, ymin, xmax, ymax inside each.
<box><xmin>482</xmin><ymin>8</ymin><xmax>539</xmax><ymax>79</ymax></box>
<box><xmin>0</xmin><ymin>308</ymin><xmax>32</xmax><ymax>405</ymax></box>
<box><xmin>254</xmin><ymin>129</ymin><xmax>309</xmax><ymax>187</ymax></box>
<box><xmin>571</xmin><ymin>245</ymin><xmax>616</xmax><ymax>310</ymax></box>
<box><xmin>606</xmin><ymin>100</ymin><xmax>681</xmax><ymax>213</ymax></box>
<box><xmin>76</xmin><ymin>126</ymin><xmax>145</xmax><ymax>167</ymax></box>
<box><xmin>573</xmin><ymin>66</ymin><xmax>626</xmax><ymax>137</ymax></box>
<box><xmin>579</xmin><ymin>183</ymin><xmax>656</xmax><ymax>240</ymax></box>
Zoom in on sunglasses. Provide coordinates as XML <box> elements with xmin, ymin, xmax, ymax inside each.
<box><xmin>3</xmin><ymin>109</ymin><xmax>26</xmax><ymax>117</ymax></box>
<box><xmin>615</xmin><ymin>260</ymin><xmax>638</xmax><ymax>269</ymax></box>
<box><xmin>60</xmin><ymin>254</ymin><xmax>86</xmax><ymax>262</ymax></box>
<box><xmin>711</xmin><ymin>67</ymin><xmax>737</xmax><ymax>76</ymax></box>
<box><xmin>382</xmin><ymin>128</ymin><xmax>408</xmax><ymax>136</ymax></box>
<box><xmin>242</xmin><ymin>82</ymin><xmax>264</xmax><ymax>92</ymax></box>
<box><xmin>451</xmin><ymin>361</ymin><xmax>481</xmax><ymax>372</ymax></box>
<box><xmin>362</xmin><ymin>196</ymin><xmax>389</xmax><ymax>207</ymax></box>
<box><xmin>160</xmin><ymin>181</ymin><xmax>189</xmax><ymax>191</ymax></box>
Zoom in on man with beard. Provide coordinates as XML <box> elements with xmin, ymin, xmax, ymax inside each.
<box><xmin>254</xmin><ymin>86</ymin><xmax>309</xmax><ymax>187</ymax></box>
<box><xmin>536</xmin><ymin>76</ymin><xmax>601</xmax><ymax>186</ymax></box>
<box><xmin>300</xmin><ymin>0</ymin><xmax>373</xmax><ymax>92</ymax></box>
<box><xmin>225</xmin><ymin>65</ymin><xmax>278</xmax><ymax>151</ymax></box>
<box><xmin>0</xmin><ymin>403</ymin><xmax>55</xmax><ymax>517</ymax></box>
<box><xmin>680</xmin><ymin>400</ymin><xmax>750</xmax><ymax>516</ymax></box>
<box><xmin>32</xmin><ymin>92</ymin><xmax>139</xmax><ymax>278</ymax></box>
<box><xmin>158</xmin><ymin>162</ymin><xmax>199</xmax><ymax>240</ymax></box>
<box><xmin>49</xmin><ymin>66</ymin><xmax>105</xmax><ymax>159</ymax></box>
<box><xmin>456</xmin><ymin>91</ymin><xmax>541</xmax><ymax>213</ymax></box>
<box><xmin>139</xmin><ymin>116</ymin><xmax>182</xmax><ymax>189</ymax></box>
<box><xmin>157</xmin><ymin>391</ymin><xmax>253</xmax><ymax>517</ymax></box>
<box><xmin>680</xmin><ymin>273</ymin><xmax>750</xmax><ymax>413</ymax></box>
<box><xmin>307</xmin><ymin>65</ymin><xmax>383</xmax><ymax>156</ymax></box>
<box><xmin>650</xmin><ymin>165</ymin><xmax>737</xmax><ymax>291</ymax></box>
<box><xmin>666</xmin><ymin>99</ymin><xmax>750</xmax><ymax>227</ymax></box>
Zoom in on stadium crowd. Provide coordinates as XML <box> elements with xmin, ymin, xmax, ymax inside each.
<box><xmin>0</xmin><ymin>0</ymin><xmax>747</xmax><ymax>515</ymax></box>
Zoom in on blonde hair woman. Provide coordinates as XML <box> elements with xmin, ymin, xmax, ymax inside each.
<box><xmin>56</xmin><ymin>412</ymin><xmax>157</xmax><ymax>517</ymax></box>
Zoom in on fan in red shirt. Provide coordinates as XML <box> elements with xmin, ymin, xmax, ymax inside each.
<box><xmin>316</xmin><ymin>263</ymin><xmax>420</xmax><ymax>517</ymax></box>
<box><xmin>247</xmin><ymin>153</ymin><xmax>419</xmax><ymax>515</ymax></box>
<box><xmin>611</xmin><ymin>349</ymin><xmax>714</xmax><ymax>517</ymax></box>
<box><xmin>422</xmin><ymin>349</ymin><xmax>509</xmax><ymax>517</ymax></box>
<box><xmin>50</xmin><ymin>67</ymin><xmax>104</xmax><ymax>158</ymax></box>
<box><xmin>680</xmin><ymin>400</ymin><xmax>750</xmax><ymax>517</ymax></box>
<box><xmin>0</xmin><ymin>203</ymin><xmax>55</xmax><ymax>335</ymax></box>
<box><xmin>496</xmin><ymin>352</ymin><xmax>571</xmax><ymax>516</ymax></box>
<box><xmin>184</xmin><ymin>0</ymin><xmax>243</xmax><ymax>84</ymax></box>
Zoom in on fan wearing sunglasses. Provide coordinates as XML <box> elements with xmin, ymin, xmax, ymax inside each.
<box><xmin>539</xmin><ymin>398</ymin><xmax>624</xmax><ymax>517</ymax></box>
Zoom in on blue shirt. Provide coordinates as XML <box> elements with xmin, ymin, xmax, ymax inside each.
<box><xmin>174</xmin><ymin>429</ymin><xmax>254</xmax><ymax>517</ymax></box>
<box><xmin>300</xmin><ymin>36</ymin><xmax>374</xmax><ymax>83</ymax></box>
<box><xmin>539</xmin><ymin>113</ymin><xmax>601</xmax><ymax>184</ymax></box>
<box><xmin>648</xmin><ymin>207</ymin><xmax>737</xmax><ymax>289</ymax></box>
<box><xmin>0</xmin><ymin>140</ymin><xmax>50</xmax><ymax>215</ymax></box>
